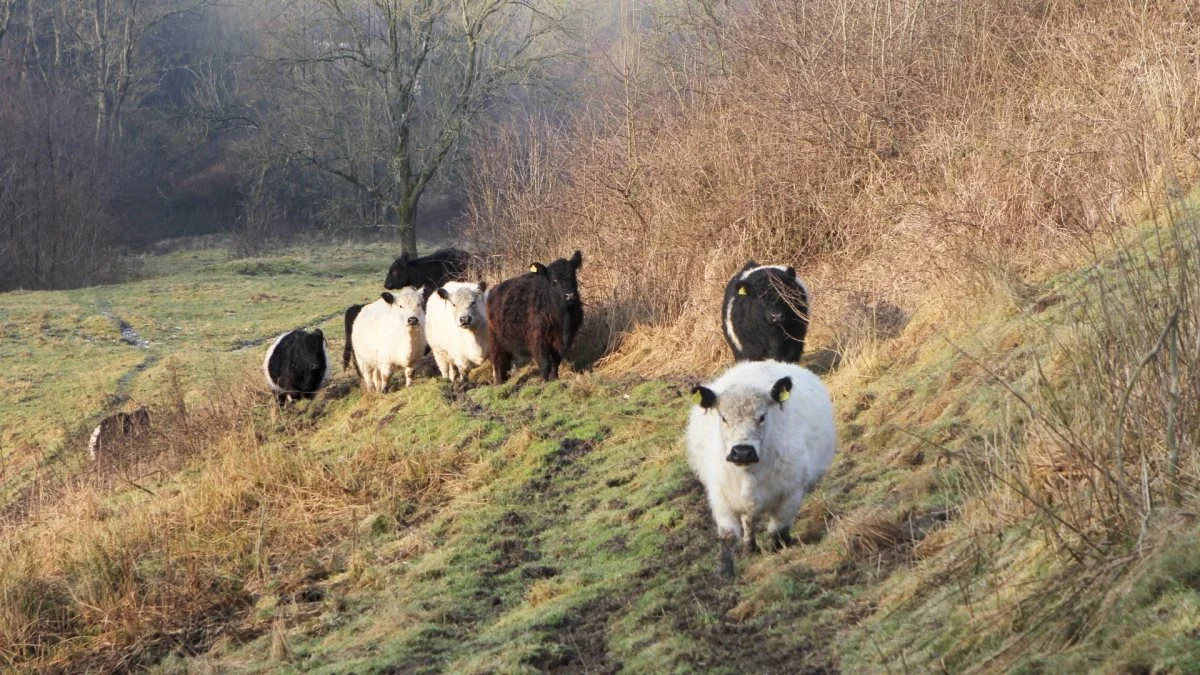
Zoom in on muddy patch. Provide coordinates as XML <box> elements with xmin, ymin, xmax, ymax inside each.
<box><xmin>522</xmin><ymin>437</ymin><xmax>597</xmax><ymax>499</ymax></box>
<box><xmin>490</xmin><ymin>538</ymin><xmax>542</xmax><ymax>576</ymax></box>
<box><xmin>646</xmin><ymin>478</ymin><xmax>842</xmax><ymax>674</ymax></box>
<box><xmin>101</xmin><ymin>312</ymin><xmax>151</xmax><ymax>348</ymax></box>
<box><xmin>522</xmin><ymin>596</ymin><xmax>623</xmax><ymax>674</ymax></box>
<box><xmin>441</xmin><ymin>383</ymin><xmax>505</xmax><ymax>424</ymax></box>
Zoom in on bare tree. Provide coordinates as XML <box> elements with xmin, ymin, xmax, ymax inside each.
<box><xmin>0</xmin><ymin>83</ymin><xmax>115</xmax><ymax>289</ymax></box>
<box><xmin>0</xmin><ymin>0</ymin><xmax>230</xmax><ymax>289</ymax></box>
<box><xmin>70</xmin><ymin>0</ymin><xmax>214</xmax><ymax>146</ymax></box>
<box><xmin>232</xmin><ymin>0</ymin><xmax>564</xmax><ymax>253</ymax></box>
<box><xmin>0</xmin><ymin>0</ymin><xmax>14</xmax><ymax>47</ymax></box>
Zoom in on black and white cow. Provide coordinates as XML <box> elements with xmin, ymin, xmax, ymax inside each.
<box><xmin>263</xmin><ymin>328</ymin><xmax>331</xmax><ymax>404</ymax></box>
<box><xmin>722</xmin><ymin>261</ymin><xmax>810</xmax><ymax>363</ymax></box>
<box><xmin>384</xmin><ymin>248</ymin><xmax>478</xmax><ymax>291</ymax></box>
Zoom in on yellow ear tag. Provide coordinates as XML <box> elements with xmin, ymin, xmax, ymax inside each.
<box><xmin>738</xmin><ymin>287</ymin><xmax>747</xmax><ymax>296</ymax></box>
<box><xmin>778</xmin><ymin>390</ymin><xmax>790</xmax><ymax>402</ymax></box>
<box><xmin>691</xmin><ymin>391</ymin><xmax>703</xmax><ymax>405</ymax></box>
<box><xmin>530</xmin><ymin>264</ymin><xmax>539</xmax><ymax>273</ymax></box>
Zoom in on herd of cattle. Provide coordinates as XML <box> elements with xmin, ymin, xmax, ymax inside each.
<box><xmin>91</xmin><ymin>247</ymin><xmax>838</xmax><ymax>576</ymax></box>
<box><xmin>262</xmin><ymin>248</ymin><xmax>586</xmax><ymax>401</ymax></box>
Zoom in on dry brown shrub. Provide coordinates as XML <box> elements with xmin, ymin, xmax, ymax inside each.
<box><xmin>911</xmin><ymin>527</ymin><xmax>955</xmax><ymax>561</ymax></box>
<box><xmin>466</xmin><ymin>0</ymin><xmax>1200</xmax><ymax>375</ymax></box>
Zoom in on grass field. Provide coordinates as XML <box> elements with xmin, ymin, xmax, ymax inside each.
<box><xmin>0</xmin><ymin>245</ymin><xmax>397</xmax><ymax>505</ymax></box>
<box><xmin>3</xmin><ymin>221</ymin><xmax>1200</xmax><ymax>672</ymax></box>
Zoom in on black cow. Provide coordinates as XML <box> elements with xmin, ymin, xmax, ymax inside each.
<box><xmin>722</xmin><ymin>260</ymin><xmax>810</xmax><ymax>363</ymax></box>
<box><xmin>263</xmin><ymin>328</ymin><xmax>331</xmax><ymax>405</ymax></box>
<box><xmin>486</xmin><ymin>250</ymin><xmax>583</xmax><ymax>383</ymax></box>
<box><xmin>384</xmin><ymin>248</ymin><xmax>477</xmax><ymax>290</ymax></box>
<box><xmin>342</xmin><ymin>304</ymin><xmax>364</xmax><ymax>375</ymax></box>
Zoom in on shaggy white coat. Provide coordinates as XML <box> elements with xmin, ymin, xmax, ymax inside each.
<box><xmin>351</xmin><ymin>288</ymin><xmax>428</xmax><ymax>391</ymax></box>
<box><xmin>686</xmin><ymin>360</ymin><xmax>836</xmax><ymax>548</ymax></box>
<box><xmin>425</xmin><ymin>282</ymin><xmax>489</xmax><ymax>383</ymax></box>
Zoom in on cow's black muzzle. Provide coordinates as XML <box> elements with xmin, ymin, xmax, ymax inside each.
<box><xmin>726</xmin><ymin>444</ymin><xmax>759</xmax><ymax>466</ymax></box>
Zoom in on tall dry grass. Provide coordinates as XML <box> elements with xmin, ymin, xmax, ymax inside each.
<box><xmin>0</xmin><ymin>365</ymin><xmax>480</xmax><ymax>670</ymax></box>
<box><xmin>930</xmin><ymin>193</ymin><xmax>1200</xmax><ymax>663</ymax></box>
<box><xmin>465</xmin><ymin>0</ymin><xmax>1200</xmax><ymax>375</ymax></box>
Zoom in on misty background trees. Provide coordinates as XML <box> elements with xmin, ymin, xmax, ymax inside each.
<box><xmin>0</xmin><ymin>0</ymin><xmax>601</xmax><ymax>290</ymax></box>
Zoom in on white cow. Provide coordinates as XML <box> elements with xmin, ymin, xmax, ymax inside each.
<box><xmin>350</xmin><ymin>288</ymin><xmax>428</xmax><ymax>391</ymax></box>
<box><xmin>425</xmin><ymin>281</ymin><xmax>489</xmax><ymax>383</ymax></box>
<box><xmin>686</xmin><ymin>360</ymin><xmax>836</xmax><ymax>578</ymax></box>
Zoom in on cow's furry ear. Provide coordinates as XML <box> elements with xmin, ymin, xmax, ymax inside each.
<box><xmin>312</xmin><ymin>328</ymin><xmax>324</xmax><ymax>339</ymax></box>
<box><xmin>530</xmin><ymin>262</ymin><xmax>547</xmax><ymax>275</ymax></box>
<box><xmin>741</xmin><ymin>259</ymin><xmax>758</xmax><ymax>271</ymax></box>
<box><xmin>692</xmin><ymin>385</ymin><xmax>717</xmax><ymax>409</ymax></box>
<box><xmin>770</xmin><ymin>377</ymin><xmax>792</xmax><ymax>405</ymax></box>
<box><xmin>785</xmin><ymin>266</ymin><xmax>797</xmax><ymax>279</ymax></box>
<box><xmin>477</xmin><ymin>280</ymin><xmax>488</xmax><ymax>293</ymax></box>
<box><xmin>381</xmin><ymin>292</ymin><xmax>395</xmax><ymax>304</ymax></box>
<box><xmin>570</xmin><ymin>250</ymin><xmax>583</xmax><ymax>269</ymax></box>
<box><xmin>736</xmin><ymin>282</ymin><xmax>749</xmax><ymax>296</ymax></box>
<box><xmin>436</xmin><ymin>287</ymin><xmax>450</xmax><ymax>301</ymax></box>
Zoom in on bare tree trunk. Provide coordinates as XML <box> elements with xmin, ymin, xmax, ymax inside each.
<box><xmin>93</xmin><ymin>0</ymin><xmax>112</xmax><ymax>146</ymax></box>
<box><xmin>0</xmin><ymin>0</ymin><xmax>14</xmax><ymax>47</ymax></box>
<box><xmin>396</xmin><ymin>199</ymin><xmax>418</xmax><ymax>255</ymax></box>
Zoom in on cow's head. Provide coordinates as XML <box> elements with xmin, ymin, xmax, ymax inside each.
<box><xmin>383</xmin><ymin>287</ymin><xmax>426</xmax><ymax>328</ymax></box>
<box><xmin>531</xmin><ymin>250</ymin><xmax>583</xmax><ymax>306</ymax></box>
<box><xmin>735</xmin><ymin>265</ymin><xmax>804</xmax><ymax>322</ymax></box>
<box><xmin>295</xmin><ymin>329</ymin><xmax>327</xmax><ymax>379</ymax></box>
<box><xmin>384</xmin><ymin>252</ymin><xmax>413</xmax><ymax>290</ymax></box>
<box><xmin>692</xmin><ymin>376</ymin><xmax>792</xmax><ymax>466</ymax></box>
<box><xmin>436</xmin><ymin>281</ymin><xmax>487</xmax><ymax>329</ymax></box>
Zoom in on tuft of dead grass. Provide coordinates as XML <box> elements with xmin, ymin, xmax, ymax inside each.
<box><xmin>834</xmin><ymin>507</ymin><xmax>906</xmax><ymax>559</ymax></box>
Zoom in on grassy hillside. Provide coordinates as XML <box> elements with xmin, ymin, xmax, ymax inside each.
<box><xmin>3</xmin><ymin>206</ymin><xmax>1200</xmax><ymax>672</ymax></box>
<box><xmin>0</xmin><ymin>245</ymin><xmax>397</xmax><ymax>508</ymax></box>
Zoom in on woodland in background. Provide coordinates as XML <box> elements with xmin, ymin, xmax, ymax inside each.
<box><xmin>3</xmin><ymin>0</ymin><xmax>1198</xmax><ymax>347</ymax></box>
<box><xmin>0</xmin><ymin>0</ymin><xmax>576</xmax><ymax>290</ymax></box>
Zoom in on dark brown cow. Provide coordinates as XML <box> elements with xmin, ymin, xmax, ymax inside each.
<box><xmin>486</xmin><ymin>251</ymin><xmax>583</xmax><ymax>383</ymax></box>
<box><xmin>88</xmin><ymin>406</ymin><xmax>151</xmax><ymax>462</ymax></box>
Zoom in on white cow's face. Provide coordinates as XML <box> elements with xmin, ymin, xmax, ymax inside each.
<box><xmin>693</xmin><ymin>376</ymin><xmax>793</xmax><ymax>466</ymax></box>
<box><xmin>438</xmin><ymin>282</ymin><xmax>486</xmax><ymax>330</ymax></box>
<box><xmin>387</xmin><ymin>286</ymin><xmax>426</xmax><ymax>329</ymax></box>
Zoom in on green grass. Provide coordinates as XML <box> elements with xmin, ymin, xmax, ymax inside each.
<box><xmin>140</xmin><ymin>374</ymin><xmax>857</xmax><ymax>674</ymax></box>
<box><xmin>0</xmin><ymin>244</ymin><xmax>399</xmax><ymax>505</ymax></box>
<box><xmin>4</xmin><ymin>222</ymin><xmax>1200</xmax><ymax>672</ymax></box>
